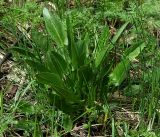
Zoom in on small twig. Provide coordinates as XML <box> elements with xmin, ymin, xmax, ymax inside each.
<box><xmin>12</xmin><ymin>130</ymin><xmax>22</xmax><ymax>137</ymax></box>
<box><xmin>72</xmin><ymin>124</ymin><xmax>103</xmax><ymax>132</ymax></box>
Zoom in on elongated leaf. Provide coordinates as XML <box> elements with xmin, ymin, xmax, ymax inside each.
<box><xmin>66</xmin><ymin>17</ymin><xmax>89</xmax><ymax>68</ymax></box>
<box><xmin>95</xmin><ymin>47</ymin><xmax>108</xmax><ymax>68</ymax></box>
<box><xmin>95</xmin><ymin>23</ymin><xmax>128</xmax><ymax>68</ymax></box>
<box><xmin>78</xmin><ymin>65</ymin><xmax>93</xmax><ymax>82</ymax></box>
<box><xmin>25</xmin><ymin>59</ymin><xmax>49</xmax><ymax>72</ymax></box>
<box><xmin>46</xmin><ymin>52</ymin><xmax>59</xmax><ymax>74</ymax></box>
<box><xmin>36</xmin><ymin>72</ymin><xmax>79</xmax><ymax>102</ymax></box>
<box><xmin>43</xmin><ymin>8</ymin><xmax>68</xmax><ymax>47</ymax></box>
<box><xmin>98</xmin><ymin>26</ymin><xmax>109</xmax><ymax>49</ymax></box>
<box><xmin>109</xmin><ymin>58</ymin><xmax>130</xmax><ymax>86</ymax></box>
<box><xmin>111</xmin><ymin>22</ymin><xmax>129</xmax><ymax>44</ymax></box>
<box><xmin>76</xmin><ymin>33</ymin><xmax>89</xmax><ymax>66</ymax></box>
<box><xmin>49</xmin><ymin>93</ymin><xmax>80</xmax><ymax>115</ymax></box>
<box><xmin>95</xmin><ymin>27</ymin><xmax>109</xmax><ymax>67</ymax></box>
<box><xmin>50</xmin><ymin>51</ymin><xmax>67</xmax><ymax>74</ymax></box>
<box><xmin>122</xmin><ymin>42</ymin><xmax>146</xmax><ymax>62</ymax></box>
<box><xmin>127</xmin><ymin>43</ymin><xmax>146</xmax><ymax>61</ymax></box>
<box><xmin>46</xmin><ymin>51</ymin><xmax>67</xmax><ymax>77</ymax></box>
<box><xmin>66</xmin><ymin>16</ymin><xmax>74</xmax><ymax>57</ymax></box>
<box><xmin>109</xmin><ymin>43</ymin><xmax>146</xmax><ymax>86</ymax></box>
<box><xmin>36</xmin><ymin>72</ymin><xmax>64</xmax><ymax>88</ymax></box>
<box><xmin>66</xmin><ymin>16</ymin><xmax>78</xmax><ymax>68</ymax></box>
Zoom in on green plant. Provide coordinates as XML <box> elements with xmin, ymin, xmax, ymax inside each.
<box><xmin>11</xmin><ymin>7</ymin><xmax>146</xmax><ymax>120</ymax></box>
<box><xmin>1</xmin><ymin>0</ymin><xmax>160</xmax><ymax>136</ymax></box>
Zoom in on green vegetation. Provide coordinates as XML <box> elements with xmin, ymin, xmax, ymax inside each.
<box><xmin>0</xmin><ymin>0</ymin><xmax>160</xmax><ymax>136</ymax></box>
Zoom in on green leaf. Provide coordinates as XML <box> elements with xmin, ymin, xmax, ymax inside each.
<box><xmin>95</xmin><ymin>27</ymin><xmax>109</xmax><ymax>67</ymax></box>
<box><xmin>109</xmin><ymin>58</ymin><xmax>130</xmax><ymax>86</ymax></box>
<box><xmin>111</xmin><ymin>22</ymin><xmax>129</xmax><ymax>44</ymax></box>
<box><xmin>66</xmin><ymin>16</ymin><xmax>78</xmax><ymax>68</ymax></box>
<box><xmin>76</xmin><ymin>33</ymin><xmax>89</xmax><ymax>66</ymax></box>
<box><xmin>46</xmin><ymin>51</ymin><xmax>67</xmax><ymax>77</ymax></box>
<box><xmin>78</xmin><ymin>65</ymin><xmax>93</xmax><ymax>82</ymax></box>
<box><xmin>26</xmin><ymin>59</ymin><xmax>49</xmax><ymax>72</ymax></box>
<box><xmin>36</xmin><ymin>72</ymin><xmax>64</xmax><ymax>89</ymax></box>
<box><xmin>127</xmin><ymin>43</ymin><xmax>146</xmax><ymax>61</ymax></box>
<box><xmin>95</xmin><ymin>47</ymin><xmax>108</xmax><ymax>68</ymax></box>
<box><xmin>98</xmin><ymin>26</ymin><xmax>110</xmax><ymax>49</ymax></box>
<box><xmin>43</xmin><ymin>8</ymin><xmax>68</xmax><ymax>47</ymax></box>
<box><xmin>46</xmin><ymin>52</ymin><xmax>59</xmax><ymax>74</ymax></box>
<box><xmin>66</xmin><ymin>17</ymin><xmax>89</xmax><ymax>68</ymax></box>
<box><xmin>47</xmin><ymin>93</ymin><xmax>77</xmax><ymax>115</ymax></box>
<box><xmin>109</xmin><ymin>43</ymin><xmax>146</xmax><ymax>86</ymax></box>
<box><xmin>95</xmin><ymin>23</ymin><xmax>128</xmax><ymax>68</ymax></box>
<box><xmin>66</xmin><ymin>16</ymin><xmax>74</xmax><ymax>57</ymax></box>
<box><xmin>51</xmin><ymin>51</ymin><xmax>67</xmax><ymax>75</ymax></box>
<box><xmin>36</xmin><ymin>72</ymin><xmax>79</xmax><ymax>102</ymax></box>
